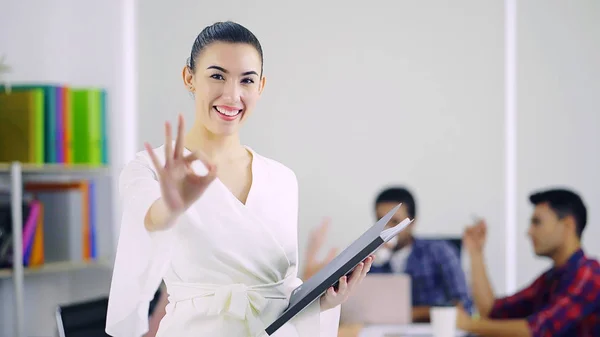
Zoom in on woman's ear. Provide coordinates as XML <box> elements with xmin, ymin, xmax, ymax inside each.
<box><xmin>182</xmin><ymin>66</ymin><xmax>195</xmax><ymax>92</ymax></box>
<box><xmin>258</xmin><ymin>75</ymin><xmax>267</xmax><ymax>96</ymax></box>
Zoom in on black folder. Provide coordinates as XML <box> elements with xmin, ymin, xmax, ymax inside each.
<box><xmin>265</xmin><ymin>203</ymin><xmax>413</xmax><ymax>335</ymax></box>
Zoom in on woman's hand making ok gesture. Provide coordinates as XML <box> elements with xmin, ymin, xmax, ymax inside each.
<box><xmin>144</xmin><ymin>114</ymin><xmax>217</xmax><ymax>229</ymax></box>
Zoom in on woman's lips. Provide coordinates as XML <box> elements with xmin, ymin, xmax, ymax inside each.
<box><xmin>214</xmin><ymin>105</ymin><xmax>242</xmax><ymax>121</ymax></box>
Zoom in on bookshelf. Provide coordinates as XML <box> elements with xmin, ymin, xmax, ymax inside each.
<box><xmin>0</xmin><ymin>258</ymin><xmax>111</xmax><ymax>279</ymax></box>
<box><xmin>0</xmin><ymin>163</ymin><xmax>111</xmax><ymax>175</ymax></box>
<box><xmin>0</xmin><ymin>162</ymin><xmax>114</xmax><ymax>337</ymax></box>
<box><xmin>2</xmin><ymin>2</ymin><xmax>130</xmax><ymax>336</ymax></box>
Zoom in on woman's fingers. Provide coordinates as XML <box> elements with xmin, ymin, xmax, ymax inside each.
<box><xmin>145</xmin><ymin>142</ymin><xmax>162</xmax><ymax>173</ymax></box>
<box><xmin>186</xmin><ymin>154</ymin><xmax>217</xmax><ymax>185</ymax></box>
<box><xmin>184</xmin><ymin>148</ymin><xmax>215</xmax><ymax>171</ymax></box>
<box><xmin>348</xmin><ymin>263</ymin><xmax>364</xmax><ymax>288</ymax></box>
<box><xmin>174</xmin><ymin>114</ymin><xmax>185</xmax><ymax>159</ymax></box>
<box><xmin>201</xmin><ymin>163</ymin><xmax>218</xmax><ymax>182</ymax></box>
<box><xmin>346</xmin><ymin>257</ymin><xmax>371</xmax><ymax>291</ymax></box>
<box><xmin>360</xmin><ymin>256</ymin><xmax>372</xmax><ymax>278</ymax></box>
<box><xmin>183</xmin><ymin>151</ymin><xmax>199</xmax><ymax>164</ymax></box>
<box><xmin>337</xmin><ymin>276</ymin><xmax>348</xmax><ymax>295</ymax></box>
<box><xmin>320</xmin><ymin>257</ymin><xmax>376</xmax><ymax>310</ymax></box>
<box><xmin>164</xmin><ymin>122</ymin><xmax>173</xmax><ymax>166</ymax></box>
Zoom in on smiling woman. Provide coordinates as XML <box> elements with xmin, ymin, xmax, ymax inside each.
<box><xmin>182</xmin><ymin>22</ymin><xmax>265</xmax><ymax>137</ymax></box>
<box><xmin>105</xmin><ymin>21</ymin><xmax>373</xmax><ymax>337</ymax></box>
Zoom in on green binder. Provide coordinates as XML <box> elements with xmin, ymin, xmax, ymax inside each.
<box><xmin>71</xmin><ymin>89</ymin><xmax>102</xmax><ymax>165</ymax></box>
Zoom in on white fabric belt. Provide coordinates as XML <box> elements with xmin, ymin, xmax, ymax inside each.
<box><xmin>167</xmin><ymin>280</ymin><xmax>288</xmax><ymax>337</ymax></box>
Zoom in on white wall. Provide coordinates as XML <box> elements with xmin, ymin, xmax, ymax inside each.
<box><xmin>516</xmin><ymin>0</ymin><xmax>600</xmax><ymax>289</ymax></box>
<box><xmin>137</xmin><ymin>0</ymin><xmax>508</xmax><ymax>294</ymax></box>
<box><xmin>0</xmin><ymin>1</ymin><xmax>129</xmax><ymax>336</ymax></box>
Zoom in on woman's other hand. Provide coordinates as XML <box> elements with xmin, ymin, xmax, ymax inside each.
<box><xmin>319</xmin><ymin>255</ymin><xmax>373</xmax><ymax>311</ymax></box>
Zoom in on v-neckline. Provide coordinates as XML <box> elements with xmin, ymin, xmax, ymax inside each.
<box><xmin>215</xmin><ymin>145</ymin><xmax>256</xmax><ymax>207</ymax></box>
<box><xmin>182</xmin><ymin>143</ymin><xmax>256</xmax><ymax>207</ymax></box>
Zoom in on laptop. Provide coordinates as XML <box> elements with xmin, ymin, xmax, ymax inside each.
<box><xmin>340</xmin><ymin>274</ymin><xmax>412</xmax><ymax>325</ymax></box>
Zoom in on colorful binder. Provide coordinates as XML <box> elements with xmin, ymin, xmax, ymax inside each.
<box><xmin>0</xmin><ymin>90</ymin><xmax>45</xmax><ymax>164</ymax></box>
<box><xmin>0</xmin><ymin>84</ymin><xmax>109</xmax><ymax>166</ymax></box>
<box><xmin>1</xmin><ymin>85</ymin><xmax>61</xmax><ymax>163</ymax></box>
<box><xmin>71</xmin><ymin>89</ymin><xmax>103</xmax><ymax>165</ymax></box>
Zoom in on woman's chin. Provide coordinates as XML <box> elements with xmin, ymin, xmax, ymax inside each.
<box><xmin>197</xmin><ymin>109</ymin><xmax>249</xmax><ymax>136</ymax></box>
<box><xmin>206</xmin><ymin>123</ymin><xmax>241</xmax><ymax>137</ymax></box>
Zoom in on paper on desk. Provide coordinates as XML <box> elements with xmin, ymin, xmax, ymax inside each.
<box><xmin>359</xmin><ymin>324</ymin><xmax>467</xmax><ymax>337</ymax></box>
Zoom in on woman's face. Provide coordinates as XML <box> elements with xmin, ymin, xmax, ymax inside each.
<box><xmin>183</xmin><ymin>42</ymin><xmax>265</xmax><ymax>136</ymax></box>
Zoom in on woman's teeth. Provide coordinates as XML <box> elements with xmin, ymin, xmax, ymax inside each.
<box><xmin>215</xmin><ymin>106</ymin><xmax>241</xmax><ymax>116</ymax></box>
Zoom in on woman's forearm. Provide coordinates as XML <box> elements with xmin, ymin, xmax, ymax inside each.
<box><xmin>144</xmin><ymin>198</ymin><xmax>179</xmax><ymax>231</ymax></box>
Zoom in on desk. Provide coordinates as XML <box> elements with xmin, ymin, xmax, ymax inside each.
<box><xmin>358</xmin><ymin>324</ymin><xmax>468</xmax><ymax>337</ymax></box>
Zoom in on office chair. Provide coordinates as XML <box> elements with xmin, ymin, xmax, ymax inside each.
<box><xmin>421</xmin><ymin>236</ymin><xmax>462</xmax><ymax>257</ymax></box>
<box><xmin>441</xmin><ymin>237</ymin><xmax>462</xmax><ymax>257</ymax></box>
<box><xmin>55</xmin><ymin>297</ymin><xmax>110</xmax><ymax>337</ymax></box>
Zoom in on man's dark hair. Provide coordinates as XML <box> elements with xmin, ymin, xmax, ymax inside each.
<box><xmin>375</xmin><ymin>186</ymin><xmax>416</xmax><ymax>219</ymax></box>
<box><xmin>529</xmin><ymin>188</ymin><xmax>587</xmax><ymax>238</ymax></box>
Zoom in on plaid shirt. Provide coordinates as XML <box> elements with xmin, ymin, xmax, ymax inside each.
<box><xmin>489</xmin><ymin>249</ymin><xmax>600</xmax><ymax>337</ymax></box>
<box><xmin>370</xmin><ymin>237</ymin><xmax>473</xmax><ymax>313</ymax></box>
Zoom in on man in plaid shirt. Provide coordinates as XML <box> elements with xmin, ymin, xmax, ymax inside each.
<box><xmin>458</xmin><ymin>188</ymin><xmax>600</xmax><ymax>337</ymax></box>
<box><xmin>369</xmin><ymin>187</ymin><xmax>473</xmax><ymax>322</ymax></box>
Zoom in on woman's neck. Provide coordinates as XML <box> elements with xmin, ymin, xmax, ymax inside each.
<box><xmin>184</xmin><ymin>123</ymin><xmax>245</xmax><ymax>162</ymax></box>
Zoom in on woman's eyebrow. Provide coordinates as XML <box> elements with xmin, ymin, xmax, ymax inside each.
<box><xmin>207</xmin><ymin>65</ymin><xmax>258</xmax><ymax>76</ymax></box>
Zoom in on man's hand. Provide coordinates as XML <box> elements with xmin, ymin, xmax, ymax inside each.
<box><xmin>463</xmin><ymin>219</ymin><xmax>487</xmax><ymax>255</ymax></box>
<box><xmin>456</xmin><ymin>303</ymin><xmax>473</xmax><ymax>331</ymax></box>
<box><xmin>303</xmin><ymin>218</ymin><xmax>338</xmax><ymax>280</ymax></box>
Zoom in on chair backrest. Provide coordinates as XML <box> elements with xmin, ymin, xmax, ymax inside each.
<box><xmin>421</xmin><ymin>236</ymin><xmax>462</xmax><ymax>257</ymax></box>
<box><xmin>442</xmin><ymin>237</ymin><xmax>462</xmax><ymax>257</ymax></box>
<box><xmin>56</xmin><ymin>297</ymin><xmax>110</xmax><ymax>337</ymax></box>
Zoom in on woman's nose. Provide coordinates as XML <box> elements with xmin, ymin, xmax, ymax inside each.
<box><xmin>221</xmin><ymin>80</ymin><xmax>241</xmax><ymax>101</ymax></box>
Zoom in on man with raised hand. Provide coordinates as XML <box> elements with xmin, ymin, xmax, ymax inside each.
<box><xmin>459</xmin><ymin>188</ymin><xmax>600</xmax><ymax>337</ymax></box>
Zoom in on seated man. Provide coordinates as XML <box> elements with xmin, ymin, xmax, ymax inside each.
<box><xmin>369</xmin><ymin>187</ymin><xmax>472</xmax><ymax>322</ymax></box>
<box><xmin>458</xmin><ymin>188</ymin><xmax>600</xmax><ymax>337</ymax></box>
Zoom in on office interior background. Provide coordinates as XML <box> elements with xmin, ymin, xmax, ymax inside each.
<box><xmin>0</xmin><ymin>0</ymin><xmax>598</xmax><ymax>336</ymax></box>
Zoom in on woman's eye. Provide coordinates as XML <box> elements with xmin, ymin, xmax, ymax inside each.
<box><xmin>210</xmin><ymin>74</ymin><xmax>224</xmax><ymax>80</ymax></box>
<box><xmin>241</xmin><ymin>78</ymin><xmax>254</xmax><ymax>84</ymax></box>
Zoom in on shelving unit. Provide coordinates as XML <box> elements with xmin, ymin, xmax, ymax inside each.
<box><xmin>0</xmin><ymin>161</ymin><xmax>114</xmax><ymax>337</ymax></box>
<box><xmin>0</xmin><ymin>258</ymin><xmax>112</xmax><ymax>279</ymax></box>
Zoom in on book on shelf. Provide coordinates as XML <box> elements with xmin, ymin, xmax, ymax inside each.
<box><xmin>0</xmin><ymin>193</ymin><xmax>44</xmax><ymax>268</ymax></box>
<box><xmin>0</xmin><ymin>83</ymin><xmax>109</xmax><ymax>166</ymax></box>
<box><xmin>0</xmin><ymin>89</ymin><xmax>44</xmax><ymax>164</ymax></box>
<box><xmin>0</xmin><ymin>179</ymin><xmax>101</xmax><ymax>271</ymax></box>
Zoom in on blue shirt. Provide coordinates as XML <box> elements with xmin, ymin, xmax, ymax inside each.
<box><xmin>370</xmin><ymin>237</ymin><xmax>473</xmax><ymax>313</ymax></box>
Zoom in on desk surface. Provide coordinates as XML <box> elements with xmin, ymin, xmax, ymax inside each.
<box><xmin>358</xmin><ymin>324</ymin><xmax>467</xmax><ymax>337</ymax></box>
